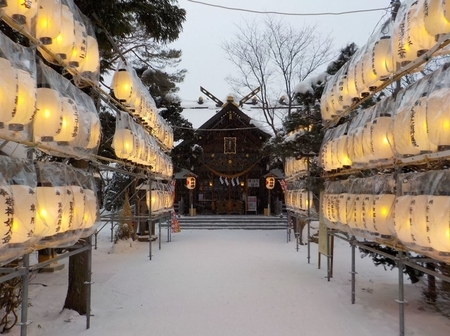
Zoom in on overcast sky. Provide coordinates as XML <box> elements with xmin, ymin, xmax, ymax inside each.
<box><xmin>170</xmin><ymin>0</ymin><xmax>390</xmax><ymax>128</ymax></box>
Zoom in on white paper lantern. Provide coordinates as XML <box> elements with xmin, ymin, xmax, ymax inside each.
<box><xmin>426</xmin><ymin>195</ymin><xmax>450</xmax><ymax>252</ymax></box>
<box><xmin>35</xmin><ymin>186</ymin><xmax>64</xmax><ymax>238</ymax></box>
<box><xmin>409</xmin><ymin>195</ymin><xmax>430</xmax><ymax>247</ymax></box>
<box><xmin>34</xmin><ymin>86</ymin><xmax>63</xmax><ymax>142</ymax></box>
<box><xmin>393</xmin><ymin>195</ymin><xmax>414</xmax><ymax>245</ymax></box>
<box><xmin>427</xmin><ymin>88</ymin><xmax>450</xmax><ymax>147</ymax></box>
<box><xmin>370</xmin><ymin>116</ymin><xmax>395</xmax><ymax>161</ymax></box>
<box><xmin>67</xmin><ymin>19</ymin><xmax>87</xmax><ymax>68</ymax></box>
<box><xmin>337</xmin><ymin>193</ymin><xmax>351</xmax><ymax>225</ymax></box>
<box><xmin>112</xmin><ymin>69</ymin><xmax>134</xmax><ymax>103</ymax></box>
<box><xmin>0</xmin><ymin>58</ymin><xmax>17</xmax><ymax>124</ymax></box>
<box><xmin>336</xmin><ymin>135</ymin><xmax>352</xmax><ymax>168</ymax></box>
<box><xmin>79</xmin><ymin>35</ymin><xmax>100</xmax><ymax>75</ymax></box>
<box><xmin>347</xmin><ymin>194</ymin><xmax>363</xmax><ymax>230</ymax></box>
<box><xmin>53</xmin><ymin>97</ymin><xmax>79</xmax><ymax>144</ymax></box>
<box><xmin>86</xmin><ymin>112</ymin><xmax>101</xmax><ymax>149</ymax></box>
<box><xmin>393</xmin><ymin>105</ymin><xmax>422</xmax><ymax>156</ymax></box>
<box><xmin>82</xmin><ymin>188</ymin><xmax>97</xmax><ymax>230</ymax></box>
<box><xmin>58</xmin><ymin>186</ymin><xmax>74</xmax><ymax>233</ymax></box>
<box><xmin>113</xmin><ymin>128</ymin><xmax>134</xmax><ymax>159</ymax></box>
<box><xmin>372</xmin><ymin>36</ymin><xmax>394</xmax><ymax>80</ymax></box>
<box><xmin>360</xmin><ymin>194</ymin><xmax>375</xmax><ymax>232</ymax></box>
<box><xmin>35</xmin><ymin>0</ymin><xmax>62</xmax><ymax>45</ymax></box>
<box><xmin>9</xmin><ymin>185</ymin><xmax>35</xmax><ymax>244</ymax></box>
<box><xmin>8</xmin><ymin>69</ymin><xmax>35</xmax><ymax>131</ymax></box>
<box><xmin>369</xmin><ymin>194</ymin><xmax>396</xmax><ymax>236</ymax></box>
<box><xmin>70</xmin><ymin>185</ymin><xmax>85</xmax><ymax>231</ymax></box>
<box><xmin>424</xmin><ymin>0</ymin><xmax>450</xmax><ymax>38</ymax></box>
<box><xmin>2</xmin><ymin>0</ymin><xmax>38</xmax><ymax>25</ymax></box>
<box><xmin>0</xmin><ymin>186</ymin><xmax>14</xmax><ymax>248</ymax></box>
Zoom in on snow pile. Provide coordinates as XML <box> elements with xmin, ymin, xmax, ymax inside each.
<box><xmin>294</xmin><ymin>72</ymin><xmax>329</xmax><ymax>94</ymax></box>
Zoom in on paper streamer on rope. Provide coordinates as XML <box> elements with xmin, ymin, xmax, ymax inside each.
<box><xmin>220</xmin><ymin>176</ymin><xmax>223</xmax><ymax>184</ymax></box>
<box><xmin>237</xmin><ymin>177</ymin><xmax>240</xmax><ymax>185</ymax></box>
<box><xmin>231</xmin><ymin>178</ymin><xmax>235</xmax><ymax>186</ymax></box>
<box><xmin>225</xmin><ymin>178</ymin><xmax>229</xmax><ymax>186</ymax></box>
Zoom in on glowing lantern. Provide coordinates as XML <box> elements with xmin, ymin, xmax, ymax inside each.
<box><xmin>370</xmin><ymin>116</ymin><xmax>395</xmax><ymax>161</ymax></box>
<box><xmin>53</xmin><ymin>97</ymin><xmax>79</xmax><ymax>144</ymax></box>
<box><xmin>34</xmin><ymin>86</ymin><xmax>63</xmax><ymax>142</ymax></box>
<box><xmin>35</xmin><ymin>0</ymin><xmax>62</xmax><ymax>45</ymax></box>
<box><xmin>79</xmin><ymin>35</ymin><xmax>100</xmax><ymax>75</ymax></box>
<box><xmin>362</xmin><ymin>47</ymin><xmax>383</xmax><ymax>92</ymax></box>
<box><xmin>347</xmin><ymin>194</ymin><xmax>363</xmax><ymax>230</ymax></box>
<box><xmin>67</xmin><ymin>19</ymin><xmax>87</xmax><ymax>68</ymax></box>
<box><xmin>350</xmin><ymin>127</ymin><xmax>365</xmax><ymax>165</ymax></box>
<box><xmin>372</xmin><ymin>36</ymin><xmax>394</xmax><ymax>80</ymax></box>
<box><xmin>361</xmin><ymin>122</ymin><xmax>377</xmax><ymax>164</ymax></box>
<box><xmin>301</xmin><ymin>190</ymin><xmax>313</xmax><ymax>211</ymax></box>
<box><xmin>9</xmin><ymin>185</ymin><xmax>35</xmax><ymax>244</ymax></box>
<box><xmin>2</xmin><ymin>0</ymin><xmax>38</xmax><ymax>25</ymax></box>
<box><xmin>146</xmin><ymin>188</ymin><xmax>162</xmax><ymax>212</ymax></box>
<box><xmin>0</xmin><ymin>186</ymin><xmax>14</xmax><ymax>248</ymax></box>
<box><xmin>86</xmin><ymin>112</ymin><xmax>101</xmax><ymax>149</ymax></box>
<box><xmin>337</xmin><ymin>193</ymin><xmax>351</xmax><ymax>225</ymax></box>
<box><xmin>112</xmin><ymin>69</ymin><xmax>134</xmax><ymax>103</ymax></box>
<box><xmin>360</xmin><ymin>194</ymin><xmax>375</xmax><ymax>232</ymax></box>
<box><xmin>59</xmin><ymin>186</ymin><xmax>74</xmax><ymax>233</ymax></box>
<box><xmin>35</xmin><ymin>186</ymin><xmax>64</xmax><ymax>237</ymax></box>
<box><xmin>393</xmin><ymin>105</ymin><xmax>423</xmax><ymax>156</ymax></box>
<box><xmin>393</xmin><ymin>195</ymin><xmax>414</xmax><ymax>245</ymax></box>
<box><xmin>409</xmin><ymin>195</ymin><xmax>430</xmax><ymax>247</ymax></box>
<box><xmin>0</xmin><ymin>57</ymin><xmax>17</xmax><ymax>125</ymax></box>
<box><xmin>427</xmin><ymin>88</ymin><xmax>450</xmax><ymax>147</ymax></box>
<box><xmin>370</xmin><ymin>194</ymin><xmax>396</xmax><ymax>236</ymax></box>
<box><xmin>41</xmin><ymin>4</ymin><xmax>75</xmax><ymax>61</ymax></box>
<box><xmin>82</xmin><ymin>188</ymin><xmax>97</xmax><ymax>231</ymax></box>
<box><xmin>112</xmin><ymin>128</ymin><xmax>134</xmax><ymax>159</ymax></box>
<box><xmin>8</xmin><ymin>69</ymin><xmax>36</xmax><ymax>131</ymax></box>
<box><xmin>424</xmin><ymin>0</ymin><xmax>450</xmax><ymax>38</ymax></box>
<box><xmin>426</xmin><ymin>195</ymin><xmax>450</xmax><ymax>252</ymax></box>
<box><xmin>336</xmin><ymin>135</ymin><xmax>352</xmax><ymax>168</ymax></box>
<box><xmin>186</xmin><ymin>176</ymin><xmax>196</xmax><ymax>190</ymax></box>
<box><xmin>69</xmin><ymin>186</ymin><xmax>85</xmax><ymax>232</ymax></box>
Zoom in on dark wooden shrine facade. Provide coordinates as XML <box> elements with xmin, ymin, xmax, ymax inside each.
<box><xmin>175</xmin><ymin>96</ymin><xmax>283</xmax><ymax>215</ymax></box>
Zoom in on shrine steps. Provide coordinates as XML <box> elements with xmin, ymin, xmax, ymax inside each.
<box><xmin>177</xmin><ymin>215</ymin><xmax>287</xmax><ymax>230</ymax></box>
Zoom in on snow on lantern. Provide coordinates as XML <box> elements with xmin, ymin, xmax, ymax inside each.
<box><xmin>1</xmin><ymin>0</ymin><xmax>38</xmax><ymax>25</ymax></box>
<box><xmin>0</xmin><ymin>57</ymin><xmax>17</xmax><ymax>125</ymax></box>
<box><xmin>426</xmin><ymin>195</ymin><xmax>450</xmax><ymax>253</ymax></box>
<box><xmin>427</xmin><ymin>88</ymin><xmax>450</xmax><ymax>148</ymax></box>
<box><xmin>424</xmin><ymin>0</ymin><xmax>450</xmax><ymax>38</ymax></box>
<box><xmin>35</xmin><ymin>0</ymin><xmax>62</xmax><ymax>45</ymax></box>
<box><xmin>9</xmin><ymin>185</ymin><xmax>35</xmax><ymax>244</ymax></box>
<box><xmin>34</xmin><ymin>85</ymin><xmax>63</xmax><ymax>142</ymax></box>
<box><xmin>8</xmin><ymin>69</ymin><xmax>36</xmax><ymax>131</ymax></box>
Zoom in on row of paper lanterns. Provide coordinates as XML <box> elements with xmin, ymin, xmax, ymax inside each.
<box><xmin>0</xmin><ymin>0</ymin><xmax>100</xmax><ymax>83</ymax></box>
<box><xmin>0</xmin><ymin>38</ymin><xmax>101</xmax><ymax>158</ymax></box>
<box><xmin>0</xmin><ymin>159</ymin><xmax>98</xmax><ymax>266</ymax></box>
<box><xmin>111</xmin><ymin>64</ymin><xmax>174</xmax><ymax>150</ymax></box>
<box><xmin>284</xmin><ymin>189</ymin><xmax>313</xmax><ymax>212</ymax></box>
<box><xmin>319</xmin><ymin>62</ymin><xmax>450</xmax><ymax>172</ymax></box>
<box><xmin>323</xmin><ymin>192</ymin><xmax>449</xmax><ymax>253</ymax></box>
<box><xmin>321</xmin><ymin>0</ymin><xmax>450</xmax><ymax>121</ymax></box>
<box><xmin>113</xmin><ymin>112</ymin><xmax>173</xmax><ymax>179</ymax></box>
<box><xmin>284</xmin><ymin>157</ymin><xmax>308</xmax><ymax>179</ymax></box>
<box><xmin>145</xmin><ymin>183</ymin><xmax>174</xmax><ymax>214</ymax></box>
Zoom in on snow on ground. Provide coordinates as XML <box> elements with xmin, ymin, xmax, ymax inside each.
<box><xmin>9</xmin><ymin>227</ymin><xmax>450</xmax><ymax>336</ymax></box>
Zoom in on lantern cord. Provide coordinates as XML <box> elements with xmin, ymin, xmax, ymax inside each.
<box><xmin>187</xmin><ymin>0</ymin><xmax>389</xmax><ymax>16</ymax></box>
<box><xmin>201</xmin><ymin>158</ymin><xmax>262</xmax><ymax>179</ymax></box>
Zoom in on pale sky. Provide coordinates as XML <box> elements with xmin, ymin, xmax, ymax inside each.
<box><xmin>171</xmin><ymin>0</ymin><xmax>390</xmax><ymax>117</ymax></box>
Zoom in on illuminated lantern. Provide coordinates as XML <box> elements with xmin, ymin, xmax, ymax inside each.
<box><xmin>393</xmin><ymin>105</ymin><xmax>422</xmax><ymax>156</ymax></box>
<box><xmin>2</xmin><ymin>0</ymin><xmax>38</xmax><ymax>25</ymax></box>
<box><xmin>53</xmin><ymin>97</ymin><xmax>79</xmax><ymax>144</ymax></box>
<box><xmin>86</xmin><ymin>112</ymin><xmax>101</xmax><ymax>149</ymax></box>
<box><xmin>112</xmin><ymin>68</ymin><xmax>134</xmax><ymax>103</ymax></box>
<box><xmin>8</xmin><ymin>69</ymin><xmax>36</xmax><ymax>131</ymax></box>
<box><xmin>361</xmin><ymin>122</ymin><xmax>377</xmax><ymax>164</ymax></box>
<box><xmin>186</xmin><ymin>176</ymin><xmax>196</xmax><ymax>190</ymax></box>
<box><xmin>59</xmin><ymin>186</ymin><xmax>74</xmax><ymax>233</ymax></box>
<box><xmin>426</xmin><ymin>195</ymin><xmax>450</xmax><ymax>252</ymax></box>
<box><xmin>360</xmin><ymin>194</ymin><xmax>375</xmax><ymax>232</ymax></box>
<box><xmin>112</xmin><ymin>128</ymin><xmax>134</xmax><ymax>159</ymax></box>
<box><xmin>336</xmin><ymin>135</ymin><xmax>352</xmax><ymax>168</ymax></box>
<box><xmin>9</xmin><ymin>185</ymin><xmax>35</xmax><ymax>244</ymax></box>
<box><xmin>347</xmin><ymin>194</ymin><xmax>363</xmax><ymax>230</ymax></box>
<box><xmin>35</xmin><ymin>0</ymin><xmax>62</xmax><ymax>45</ymax></box>
<box><xmin>362</xmin><ymin>47</ymin><xmax>383</xmax><ymax>92</ymax></box>
<box><xmin>0</xmin><ymin>57</ymin><xmax>17</xmax><ymax>125</ymax></box>
<box><xmin>82</xmin><ymin>188</ymin><xmax>97</xmax><ymax>231</ymax></box>
<box><xmin>370</xmin><ymin>194</ymin><xmax>396</xmax><ymax>236</ymax></box>
<box><xmin>393</xmin><ymin>195</ymin><xmax>414</xmax><ymax>245</ymax></box>
<box><xmin>354</xmin><ymin>50</ymin><xmax>369</xmax><ymax>97</ymax></box>
<box><xmin>424</xmin><ymin>0</ymin><xmax>450</xmax><ymax>38</ymax></box>
<box><xmin>69</xmin><ymin>186</ymin><xmax>85</xmax><ymax>232</ymax></box>
<box><xmin>79</xmin><ymin>35</ymin><xmax>100</xmax><ymax>75</ymax></box>
<box><xmin>393</xmin><ymin>0</ymin><xmax>435</xmax><ymax>66</ymax></box>
<box><xmin>427</xmin><ymin>88</ymin><xmax>450</xmax><ymax>147</ymax></box>
<box><xmin>337</xmin><ymin>193</ymin><xmax>351</xmax><ymax>225</ymax></box>
<box><xmin>67</xmin><ymin>19</ymin><xmax>87</xmax><ymax>68</ymax></box>
<box><xmin>146</xmin><ymin>188</ymin><xmax>162</xmax><ymax>212</ymax></box>
<box><xmin>0</xmin><ymin>185</ymin><xmax>14</xmax><ymax>248</ymax></box>
<box><xmin>265</xmin><ymin>176</ymin><xmax>275</xmax><ymax>189</ymax></box>
<box><xmin>372</xmin><ymin>36</ymin><xmax>394</xmax><ymax>80</ymax></box>
<box><xmin>409</xmin><ymin>195</ymin><xmax>430</xmax><ymax>247</ymax></box>
<box><xmin>35</xmin><ymin>186</ymin><xmax>64</xmax><ymax>237</ymax></box>
<box><xmin>34</xmin><ymin>86</ymin><xmax>63</xmax><ymax>142</ymax></box>
<box><xmin>41</xmin><ymin>4</ymin><xmax>75</xmax><ymax>61</ymax></box>
<box><xmin>350</xmin><ymin>127</ymin><xmax>365</xmax><ymax>165</ymax></box>
<box><xmin>370</xmin><ymin>116</ymin><xmax>395</xmax><ymax>161</ymax></box>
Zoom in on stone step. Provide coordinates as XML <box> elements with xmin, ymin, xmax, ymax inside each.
<box><xmin>177</xmin><ymin>215</ymin><xmax>287</xmax><ymax>230</ymax></box>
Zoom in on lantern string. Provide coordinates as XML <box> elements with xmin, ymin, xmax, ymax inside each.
<box><xmin>201</xmin><ymin>157</ymin><xmax>262</xmax><ymax>179</ymax></box>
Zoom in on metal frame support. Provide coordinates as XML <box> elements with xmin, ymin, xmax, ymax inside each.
<box><xmin>327</xmin><ymin>229</ymin><xmax>332</xmax><ymax>281</ymax></box>
<box><xmin>351</xmin><ymin>237</ymin><xmax>357</xmax><ymax>304</ymax></box>
<box><xmin>158</xmin><ymin>219</ymin><xmax>162</xmax><ymax>250</ymax></box>
<box><xmin>20</xmin><ymin>254</ymin><xmax>30</xmax><ymax>336</ymax></box>
<box><xmin>396</xmin><ymin>250</ymin><xmax>406</xmax><ymax>336</ymax></box>
<box><xmin>85</xmin><ymin>236</ymin><xmax>93</xmax><ymax>329</ymax></box>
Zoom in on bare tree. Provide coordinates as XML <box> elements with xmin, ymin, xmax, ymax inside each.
<box><xmin>222</xmin><ymin>16</ymin><xmax>333</xmax><ymax>135</ymax></box>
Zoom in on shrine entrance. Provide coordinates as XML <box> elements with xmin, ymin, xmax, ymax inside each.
<box><xmin>174</xmin><ymin>91</ymin><xmax>284</xmax><ymax>216</ymax></box>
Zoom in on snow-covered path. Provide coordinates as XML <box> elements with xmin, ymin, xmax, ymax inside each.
<box><xmin>17</xmin><ymin>230</ymin><xmax>450</xmax><ymax>336</ymax></box>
